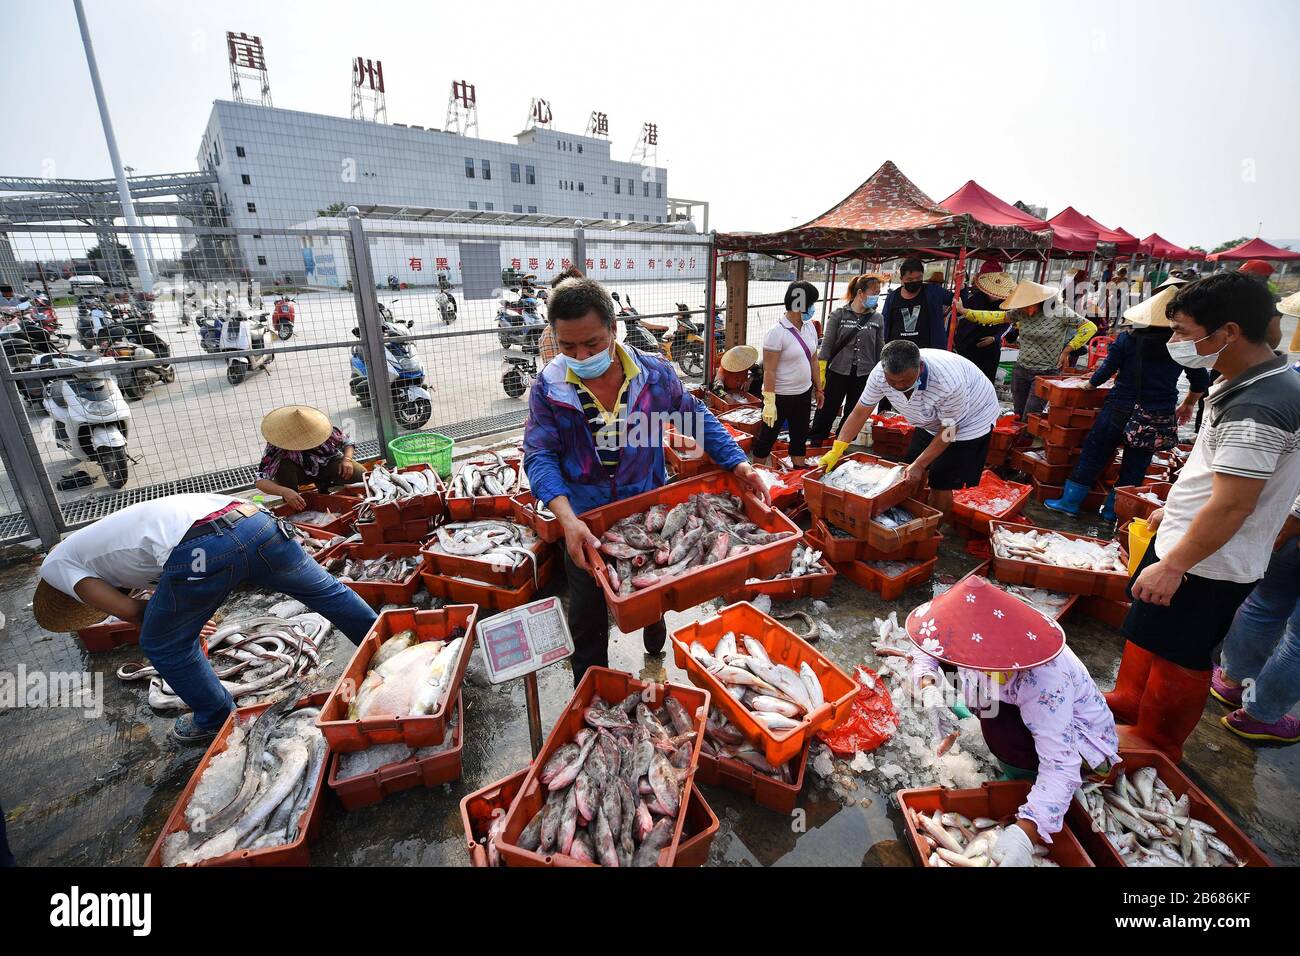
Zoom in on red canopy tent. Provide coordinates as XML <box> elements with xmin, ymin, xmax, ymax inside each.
<box><xmin>1143</xmin><ymin>233</ymin><xmax>1204</xmax><ymax>260</ymax></box>
<box><xmin>1106</xmin><ymin>226</ymin><xmax>1150</xmax><ymax>256</ymax></box>
<box><xmin>940</xmin><ymin>180</ymin><xmax>1096</xmax><ymax>255</ymax></box>
<box><xmin>1048</xmin><ymin>206</ymin><xmax>1120</xmax><ymax>248</ymax></box>
<box><xmin>1207</xmin><ymin>237</ymin><xmax>1300</xmax><ymax>262</ymax></box>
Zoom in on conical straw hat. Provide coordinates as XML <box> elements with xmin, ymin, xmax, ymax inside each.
<box><xmin>720</xmin><ymin>345</ymin><xmax>758</xmax><ymax>373</ymax></box>
<box><xmin>261</xmin><ymin>405</ymin><xmax>333</xmax><ymax>451</ymax></box>
<box><xmin>1124</xmin><ymin>286</ymin><xmax>1179</xmax><ymax>329</ymax></box>
<box><xmin>974</xmin><ymin>271</ymin><xmax>1017</xmax><ymax>300</ymax></box>
<box><xmin>32</xmin><ymin>579</ymin><xmax>108</xmax><ymax>632</ymax></box>
<box><xmin>999</xmin><ymin>280</ymin><xmax>1059</xmax><ymax>310</ymax></box>
<box><xmin>1279</xmin><ymin>291</ymin><xmax>1300</xmax><ymax>320</ymax></box>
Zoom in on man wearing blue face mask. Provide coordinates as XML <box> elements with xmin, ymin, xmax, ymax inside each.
<box><xmin>523</xmin><ymin>277</ymin><xmax>767</xmax><ymax>683</ymax></box>
<box><xmin>809</xmin><ymin>274</ymin><xmax>884</xmax><ymax>446</ymax></box>
<box><xmin>881</xmin><ymin>257</ymin><xmax>964</xmax><ymax>350</ymax></box>
<box><xmin>753</xmin><ymin>280</ymin><xmax>825</xmax><ymax>466</ymax></box>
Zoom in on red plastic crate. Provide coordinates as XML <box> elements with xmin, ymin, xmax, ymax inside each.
<box><xmin>859</xmin><ymin>530</ymin><xmax>943</xmax><ymax>562</ymax></box>
<box><xmin>898</xmin><ymin>781</ymin><xmax>1095</xmax><ymax>867</ymax></box>
<box><xmin>356</xmin><ymin>516</ymin><xmax>433</xmax><ymax>545</ymax></box>
<box><xmin>671</xmin><ymin>602</ymin><xmax>858</xmax><ymax>766</ymax></box>
<box><xmin>1032</xmin><ymin>480</ymin><xmax>1109</xmax><ymax>511</ymax></box>
<box><xmin>1046</xmin><ymin>405</ymin><xmax>1099</xmax><ymax>429</ymax></box>
<box><xmin>419</xmin><ymin>553</ymin><xmax>556</xmax><ymax>611</ymax></box>
<box><xmin>960</xmin><ymin>561</ymin><xmax>1078</xmax><ymax>621</ymax></box>
<box><xmin>509</xmin><ymin>491</ymin><xmax>563</xmax><ymax>544</ymax></box>
<box><xmin>1065</xmin><ymin>749</ymin><xmax>1271</xmax><ymax>867</ymax></box>
<box><xmin>989</xmin><ymin>414</ymin><xmax>1026</xmax><ymax>452</ymax></box>
<box><xmin>695</xmin><ymin>737</ymin><xmax>810</xmax><ymax>815</ymax></box>
<box><xmin>293</xmin><ymin>522</ymin><xmax>348</xmax><ymax>566</ymax></box>
<box><xmin>1075</xmin><ymin>594</ymin><xmax>1132</xmax><ymax>629</ymax></box>
<box><xmin>317</xmin><ymin>605</ymin><xmax>478</xmax><ymax>753</ymax></box>
<box><xmin>145</xmin><ymin>691</ymin><xmax>331</xmax><ymax>867</ymax></box>
<box><xmin>460</xmin><ymin>769</ymin><xmax>719</xmax><ymax>867</ymax></box>
<box><xmin>445</xmin><ymin>453</ymin><xmax>526</xmax><ymax>520</ymax></box>
<box><xmin>834</xmin><ymin>556</ymin><xmax>937</xmax><ymax>600</ymax></box>
<box><xmin>326</xmin><ymin>694</ymin><xmax>464</xmax><ymax>810</ymax></box>
<box><xmin>1032</xmin><ymin>373</ymin><xmax>1112</xmax><ymax>409</ymax></box>
<box><xmin>705</xmin><ymin>390</ymin><xmax>760</xmax><ymax>414</ymax></box>
<box><xmin>952</xmin><ymin>470</ymin><xmax>1032</xmax><ymax>535</ymax></box>
<box><xmin>857</xmin><ymin>497</ymin><xmax>944</xmax><ymax>553</ymax></box>
<box><xmin>664</xmin><ymin>422</ymin><xmax>754</xmax><ymax>480</ymax></box>
<box><xmin>580</xmin><ymin>471</ymin><xmax>802</xmax><ymax>633</ymax></box>
<box><xmin>984</xmin><ymin>445</ymin><xmax>1009</xmax><ymax>469</ymax></box>
<box><xmin>496</xmin><ymin>667</ymin><xmax>710</xmax><ymax>867</ymax></box>
<box><xmin>721</xmin><ymin>557</ymin><xmax>836</xmax><ymax>603</ymax></box>
<box><xmin>1026</xmin><ymin>413</ymin><xmax>1090</xmax><ymax>450</ymax></box>
<box><xmin>365</xmin><ymin>465</ymin><xmax>446</xmax><ymax>529</ymax></box>
<box><xmin>804</xmin><ymin>516</ymin><xmax>870</xmax><ymax>564</ymax></box>
<box><xmin>1113</xmin><ymin>482</ymin><xmax>1172</xmax><ymax>522</ymax></box>
<box><xmin>421</xmin><ymin>525</ymin><xmax>550</xmax><ymax>590</ymax></box>
<box><xmin>75</xmin><ymin>619</ymin><xmax>140</xmax><ymax>652</ymax></box>
<box><xmin>802</xmin><ymin>452</ymin><xmax>923</xmax><ymax>531</ymax></box>
<box><xmin>989</xmin><ymin>521</ymin><xmax>1129</xmax><ymax>600</ymax></box>
<box><xmin>1010</xmin><ymin>447</ymin><xmax>1073</xmax><ymax>485</ymax></box>
<box><xmin>333</xmin><ymin>541</ymin><xmax>424</xmax><ymax>607</ymax></box>
<box><xmin>272</xmin><ymin>491</ymin><xmax>360</xmax><ymax>536</ymax></box>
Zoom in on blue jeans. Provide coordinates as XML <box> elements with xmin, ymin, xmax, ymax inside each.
<box><xmin>140</xmin><ymin>510</ymin><xmax>377</xmax><ymax>731</ymax></box>
<box><xmin>1069</xmin><ymin>399</ymin><xmax>1154</xmax><ymax>489</ymax></box>
<box><xmin>1220</xmin><ymin>539</ymin><xmax>1300</xmax><ymax>723</ymax></box>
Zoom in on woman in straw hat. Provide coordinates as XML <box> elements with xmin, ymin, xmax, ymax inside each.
<box><xmin>807</xmin><ymin>274</ymin><xmax>884</xmax><ymax>446</ymax></box>
<box><xmin>953</xmin><ymin>264</ymin><xmax>1016</xmax><ymax>383</ymax></box>
<box><xmin>901</xmin><ymin>576</ymin><xmax>1118</xmax><ymax>865</ymax></box>
<box><xmin>255</xmin><ymin>405</ymin><xmax>357</xmax><ymax>510</ymax></box>
<box><xmin>33</xmin><ymin>493</ymin><xmax>377</xmax><ymax>744</ymax></box>
<box><xmin>710</xmin><ymin>343</ymin><xmax>763</xmax><ymax>402</ymax></box>
<box><xmin>1045</xmin><ymin>286</ymin><xmax>1208</xmax><ymax>520</ymax></box>
<box><xmin>1001</xmin><ymin>279</ymin><xmax>1097</xmax><ymax>419</ymax></box>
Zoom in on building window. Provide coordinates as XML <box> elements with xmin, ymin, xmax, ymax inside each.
<box><xmin>236</xmin><ymin>146</ymin><xmax>246</xmax><ymax>158</ymax></box>
<box><xmin>578</xmin><ymin>182</ymin><xmax>584</xmax><ymax>192</ymax></box>
<box><xmin>511</xmin><ymin>162</ymin><xmax>520</xmax><ymax>183</ymax></box>
<box><xmin>253</xmin><ymin>233</ymin><xmax>262</xmax><ymax>239</ymax></box>
<box><xmin>486</xmin><ymin>202</ymin><xmax>495</xmax><ymax>210</ymax></box>
<box><xmin>656</xmin><ymin>182</ymin><xmax>663</xmax><ymax>198</ymax></box>
<box><xmin>481</xmin><ymin>159</ymin><xmax>491</xmax><ymax>180</ymax></box>
<box><xmin>578</xmin><ymin>144</ymin><xmax>583</xmax><ymax>154</ymax></box>
<box><xmin>655</xmin><ymin>216</ymin><xmax>662</xmax><ymax>223</ymax></box>
<box><xmin>465</xmin><ymin>158</ymin><xmax>475</xmax><ymax>178</ymax></box>
<box><xmin>528</xmin><ymin>205</ymin><xmax>537</xmax><ymax>214</ymax></box>
<box><xmin>614</xmin><ymin>179</ymin><xmax>621</xmax><ymax>194</ymax></box>
<box><xmin>643</xmin><ymin>215</ymin><xmax>649</xmax><ymax>222</ymax></box>
<box><xmin>525</xmin><ymin>165</ymin><xmax>535</xmax><ymax>185</ymax></box>
<box><xmin>603</xmin><ymin>211</ymin><xmax>609</xmax><ymax>219</ymax></box>
<box><xmin>643</xmin><ymin>181</ymin><xmax>650</xmax><ymax>197</ymax></box>
<box><xmin>246</xmin><ymin>201</ymin><xmax>257</xmax><ymax>213</ymax></box>
<box><xmin>602</xmin><ymin>175</ymin><xmax>608</xmax><ymax>185</ymax></box>
<box><xmin>257</xmin><ymin>255</ymin><xmax>267</xmax><ymax>265</ymax></box>
<box><xmin>469</xmin><ymin>201</ymin><xmax>478</xmax><ymax>210</ymax></box>
<box><xmin>627</xmin><ymin>178</ymin><xmax>634</xmax><ymax>195</ymax></box>
<box><xmin>240</xmin><ymin>174</ymin><xmax>251</xmax><ymax>185</ymax></box>
<box><xmin>513</xmin><ymin>204</ymin><xmax>523</xmax><ymax>213</ymax></box>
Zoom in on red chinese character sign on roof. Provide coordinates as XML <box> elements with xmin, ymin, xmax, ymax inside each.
<box><xmin>227</xmin><ymin>32</ymin><xmax>266</xmax><ymax>69</ymax></box>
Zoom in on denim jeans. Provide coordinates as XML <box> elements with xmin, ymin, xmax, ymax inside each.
<box><xmin>1069</xmin><ymin>399</ymin><xmax>1154</xmax><ymax>489</ymax></box>
<box><xmin>140</xmin><ymin>510</ymin><xmax>377</xmax><ymax>730</ymax></box>
<box><xmin>1220</xmin><ymin>538</ymin><xmax>1300</xmax><ymax>723</ymax></box>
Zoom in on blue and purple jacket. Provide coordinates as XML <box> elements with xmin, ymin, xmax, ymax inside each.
<box><xmin>523</xmin><ymin>346</ymin><xmax>747</xmax><ymax>516</ymax></box>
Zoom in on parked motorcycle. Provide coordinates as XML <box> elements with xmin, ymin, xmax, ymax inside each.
<box><xmin>620</xmin><ymin>300</ymin><xmax>706</xmax><ymax>377</ymax></box>
<box><xmin>349</xmin><ymin>319</ymin><xmax>432</xmax><ymax>429</ymax></box>
<box><xmin>42</xmin><ymin>352</ymin><xmax>133</xmax><ymax>489</ymax></box>
<box><xmin>435</xmin><ymin>288</ymin><xmax>458</xmax><ymax>325</ymax></box>
<box><xmin>495</xmin><ymin>289</ymin><xmax>544</xmax><ymax>350</ymax></box>
<box><xmin>1</xmin><ymin>308</ymin><xmax>71</xmax><ymax>408</ymax></box>
<box><xmin>272</xmin><ymin>294</ymin><xmax>296</xmax><ymax>340</ymax></box>
<box><xmin>221</xmin><ymin>311</ymin><xmax>275</xmax><ymax>385</ymax></box>
<box><xmin>100</xmin><ymin>324</ymin><xmax>166</xmax><ymax>400</ymax></box>
<box><xmin>502</xmin><ymin>351</ymin><xmax>539</xmax><ymax>399</ymax></box>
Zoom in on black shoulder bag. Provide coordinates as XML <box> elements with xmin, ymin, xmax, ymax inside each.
<box><xmin>1122</xmin><ymin>339</ymin><xmax>1179</xmax><ymax>452</ymax></box>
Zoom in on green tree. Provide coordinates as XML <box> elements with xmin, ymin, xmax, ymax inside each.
<box><xmin>85</xmin><ymin>241</ymin><xmax>134</xmax><ymax>264</ymax></box>
<box><xmin>316</xmin><ymin>201</ymin><xmax>347</xmax><ymax>218</ymax></box>
<box><xmin>1210</xmin><ymin>236</ymin><xmax>1250</xmax><ymax>254</ymax></box>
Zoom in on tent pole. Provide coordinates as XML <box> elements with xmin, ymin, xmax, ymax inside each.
<box><xmin>948</xmin><ymin>244</ymin><xmax>967</xmax><ymax>351</ymax></box>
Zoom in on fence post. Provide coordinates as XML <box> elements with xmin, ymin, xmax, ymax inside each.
<box><xmin>345</xmin><ymin>207</ymin><xmax>401</xmax><ymax>459</ymax></box>
<box><xmin>573</xmin><ymin>221</ymin><xmax>587</xmax><ymax>275</ymax></box>
<box><xmin>704</xmin><ymin>234</ymin><xmax>718</xmax><ymax>381</ymax></box>
<box><xmin>0</xmin><ymin>374</ymin><xmax>63</xmax><ymax>548</ymax></box>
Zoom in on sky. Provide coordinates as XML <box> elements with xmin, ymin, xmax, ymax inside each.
<box><xmin>3</xmin><ymin>0</ymin><xmax>1298</xmax><ymax>250</ymax></box>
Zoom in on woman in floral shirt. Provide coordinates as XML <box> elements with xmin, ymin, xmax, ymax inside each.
<box><xmin>904</xmin><ymin>576</ymin><xmax>1119</xmax><ymax>865</ymax></box>
<box><xmin>255</xmin><ymin>405</ymin><xmax>357</xmax><ymax>510</ymax></box>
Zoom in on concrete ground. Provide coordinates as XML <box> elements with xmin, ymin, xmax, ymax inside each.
<box><xmin>2</xmin><ymin>493</ymin><xmax>1297</xmax><ymax>867</ymax></box>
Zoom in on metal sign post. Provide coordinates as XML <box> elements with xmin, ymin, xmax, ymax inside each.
<box><xmin>476</xmin><ymin>596</ymin><xmax>575</xmax><ymax>760</ymax></box>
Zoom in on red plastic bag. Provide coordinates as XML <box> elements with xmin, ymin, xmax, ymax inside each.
<box><xmin>767</xmin><ymin>467</ymin><xmax>812</xmax><ymax>512</ymax></box>
<box><xmin>816</xmin><ymin>666</ymin><xmax>898</xmax><ymax>757</ymax></box>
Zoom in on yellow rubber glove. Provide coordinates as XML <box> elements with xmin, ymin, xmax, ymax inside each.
<box><xmin>965</xmin><ymin>309</ymin><xmax>1008</xmax><ymax>326</ymax></box>
<box><xmin>1067</xmin><ymin>319</ymin><xmax>1098</xmax><ymax>352</ymax></box>
<box><xmin>820</xmin><ymin>439</ymin><xmax>850</xmax><ymax>472</ymax></box>
<box><xmin>762</xmin><ymin>392</ymin><xmax>778</xmax><ymax>428</ymax></box>
<box><xmin>819</xmin><ymin>359</ymin><xmax>828</xmax><ymax>383</ymax></box>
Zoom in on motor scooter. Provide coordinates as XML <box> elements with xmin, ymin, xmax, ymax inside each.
<box><xmin>42</xmin><ymin>352</ymin><xmax>133</xmax><ymax>489</ymax></box>
<box><xmin>272</xmin><ymin>294</ymin><xmax>296</xmax><ymax>340</ymax></box>
<box><xmin>222</xmin><ymin>311</ymin><xmax>275</xmax><ymax>385</ymax></box>
<box><xmin>349</xmin><ymin>319</ymin><xmax>432</xmax><ymax>429</ymax></box>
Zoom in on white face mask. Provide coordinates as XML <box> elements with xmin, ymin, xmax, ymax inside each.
<box><xmin>1166</xmin><ymin>333</ymin><xmax>1223</xmax><ymax>369</ymax></box>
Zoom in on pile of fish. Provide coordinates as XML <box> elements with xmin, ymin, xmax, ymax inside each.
<box><xmin>364</xmin><ymin>463</ymin><xmax>440</xmax><ymax>503</ymax></box>
<box><xmin>820</xmin><ymin>459</ymin><xmax>904</xmax><ymax>499</ymax></box>
<box><xmin>292</xmin><ymin>527</ymin><xmax>344</xmax><ymax>557</ymax></box>
<box><xmin>160</xmin><ymin>690</ymin><xmax>328</xmax><ymax>866</ymax></box>
<box><xmin>719</xmin><ymin>406</ymin><xmax>764</xmax><ymax>427</ymax></box>
<box><xmin>505</xmin><ymin>693</ymin><xmax>698</xmax><ymax>867</ymax></box>
<box><xmin>992</xmin><ymin>527</ymin><xmax>1127</xmax><ymax>573</ymax></box>
<box><xmin>1076</xmin><ymin>768</ymin><xmax>1245</xmax><ymax>867</ymax></box>
<box><xmin>701</xmin><ymin>707</ymin><xmax>796</xmax><ymax>782</ymax></box>
<box><xmin>349</xmin><ymin>628</ymin><xmax>466</xmax><ymax>720</ymax></box>
<box><xmin>519</xmin><ymin>497</ymin><xmax>555</xmax><ymax>521</ymax></box>
<box><xmin>872</xmin><ymin>504</ymin><xmax>916</xmax><ymax>530</ymax></box>
<box><xmin>686</xmin><ymin>632</ymin><xmax>824</xmax><ymax>732</ymax></box>
<box><xmin>431</xmin><ymin>519</ymin><xmax>540</xmax><ymax>586</ymax></box>
<box><xmin>596</xmin><ymin>493</ymin><xmax>793</xmax><ymax>594</ymax></box>
<box><xmin>1135</xmin><ymin>490</ymin><xmax>1164</xmax><ymax>504</ymax></box>
<box><xmin>1050</xmin><ymin>378</ymin><xmax>1110</xmax><ymax>391</ymax></box>
<box><xmin>290</xmin><ymin>509</ymin><xmax>343</xmax><ymax>528</ymax></box>
<box><xmin>990</xmin><ymin>579</ymin><xmax>1073</xmax><ymax>618</ymax></box>
<box><xmin>716</xmin><ymin>390</ymin><xmax>759</xmax><ymax>406</ymax></box>
<box><xmin>329</xmin><ymin>552</ymin><xmax>422</xmax><ymax>583</ymax></box>
<box><xmin>119</xmin><ymin>614</ymin><xmax>326</xmax><ymax>710</ymax></box>
<box><xmin>761</xmin><ymin>543</ymin><xmax>824</xmax><ymax>580</ymax></box>
<box><xmin>450</xmin><ymin>452</ymin><xmax>525</xmax><ymax>499</ymax></box>
<box><xmin>905</xmin><ymin>808</ymin><xmax>1059</xmax><ymax>867</ymax></box>
<box><xmin>335</xmin><ymin>703</ymin><xmax>461</xmax><ymax>781</ymax></box>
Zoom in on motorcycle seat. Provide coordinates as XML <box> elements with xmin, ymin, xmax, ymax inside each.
<box><xmin>642</xmin><ymin>321</ymin><xmax>669</xmax><ymax>334</ymax></box>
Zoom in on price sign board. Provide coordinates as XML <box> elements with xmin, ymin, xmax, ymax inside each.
<box><xmin>476</xmin><ymin>597</ymin><xmax>574</xmax><ymax>684</ymax></box>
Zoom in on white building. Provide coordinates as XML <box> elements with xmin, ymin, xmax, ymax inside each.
<box><xmin>196</xmin><ymin>100</ymin><xmax>671</xmax><ymax>280</ymax></box>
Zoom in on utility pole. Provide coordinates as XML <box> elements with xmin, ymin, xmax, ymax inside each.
<box><xmin>73</xmin><ymin>0</ymin><xmax>153</xmax><ymax>293</ymax></box>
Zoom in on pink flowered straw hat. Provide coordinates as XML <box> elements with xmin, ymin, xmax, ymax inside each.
<box><xmin>904</xmin><ymin>576</ymin><xmax>1064</xmax><ymax>671</ymax></box>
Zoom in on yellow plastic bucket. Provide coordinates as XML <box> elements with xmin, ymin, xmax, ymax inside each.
<box><xmin>1127</xmin><ymin>517</ymin><xmax>1153</xmax><ymax>575</ymax></box>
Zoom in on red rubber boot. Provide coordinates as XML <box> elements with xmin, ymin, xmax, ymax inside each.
<box><xmin>1124</xmin><ymin>657</ymin><xmax>1212</xmax><ymax>764</ymax></box>
<box><xmin>1104</xmin><ymin>641</ymin><xmax>1155</xmax><ymax>726</ymax></box>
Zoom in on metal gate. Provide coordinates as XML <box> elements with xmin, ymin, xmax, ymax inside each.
<box><xmin>458</xmin><ymin>241</ymin><xmax>501</xmax><ymax>300</ymax></box>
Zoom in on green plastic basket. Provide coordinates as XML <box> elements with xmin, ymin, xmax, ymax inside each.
<box><xmin>388</xmin><ymin>431</ymin><xmax>454</xmax><ymax>478</ymax></box>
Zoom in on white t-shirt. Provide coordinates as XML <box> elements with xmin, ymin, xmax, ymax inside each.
<box><xmin>40</xmin><ymin>494</ymin><xmax>236</xmax><ymax>601</ymax></box>
<box><xmin>858</xmin><ymin>348</ymin><xmax>1001</xmax><ymax>440</ymax></box>
<box><xmin>761</xmin><ymin>316</ymin><xmax>819</xmax><ymax>395</ymax></box>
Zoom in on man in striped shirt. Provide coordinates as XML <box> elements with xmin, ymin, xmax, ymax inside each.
<box><xmin>820</xmin><ymin>341</ymin><xmax>1001</xmax><ymax>519</ymax></box>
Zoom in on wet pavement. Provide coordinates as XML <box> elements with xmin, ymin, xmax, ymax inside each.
<box><xmin>2</xmin><ymin>496</ymin><xmax>1298</xmax><ymax>867</ymax></box>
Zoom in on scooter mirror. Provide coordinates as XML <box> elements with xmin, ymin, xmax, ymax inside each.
<box><xmin>406</xmin><ymin>320</ymin><xmax>414</xmax><ymax>328</ymax></box>
<box><xmin>351</xmin><ymin>327</ymin><xmax>360</xmax><ymax>338</ymax></box>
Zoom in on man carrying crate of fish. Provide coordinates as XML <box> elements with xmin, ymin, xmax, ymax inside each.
<box><xmin>523</xmin><ymin>277</ymin><xmax>768</xmax><ymax>682</ymax></box>
<box><xmin>899</xmin><ymin>576</ymin><xmax>1120</xmax><ymax>866</ymax></box>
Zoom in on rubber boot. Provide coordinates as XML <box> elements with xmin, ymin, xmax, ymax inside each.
<box><xmin>1104</xmin><ymin>641</ymin><xmax>1156</xmax><ymax>725</ymax></box>
<box><xmin>1044</xmin><ymin>479</ymin><xmax>1089</xmax><ymax>517</ymax></box>
<box><xmin>1123</xmin><ymin>656</ymin><xmax>1212</xmax><ymax>764</ymax></box>
<box><xmin>1099</xmin><ymin>489</ymin><xmax>1118</xmax><ymax>522</ymax></box>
